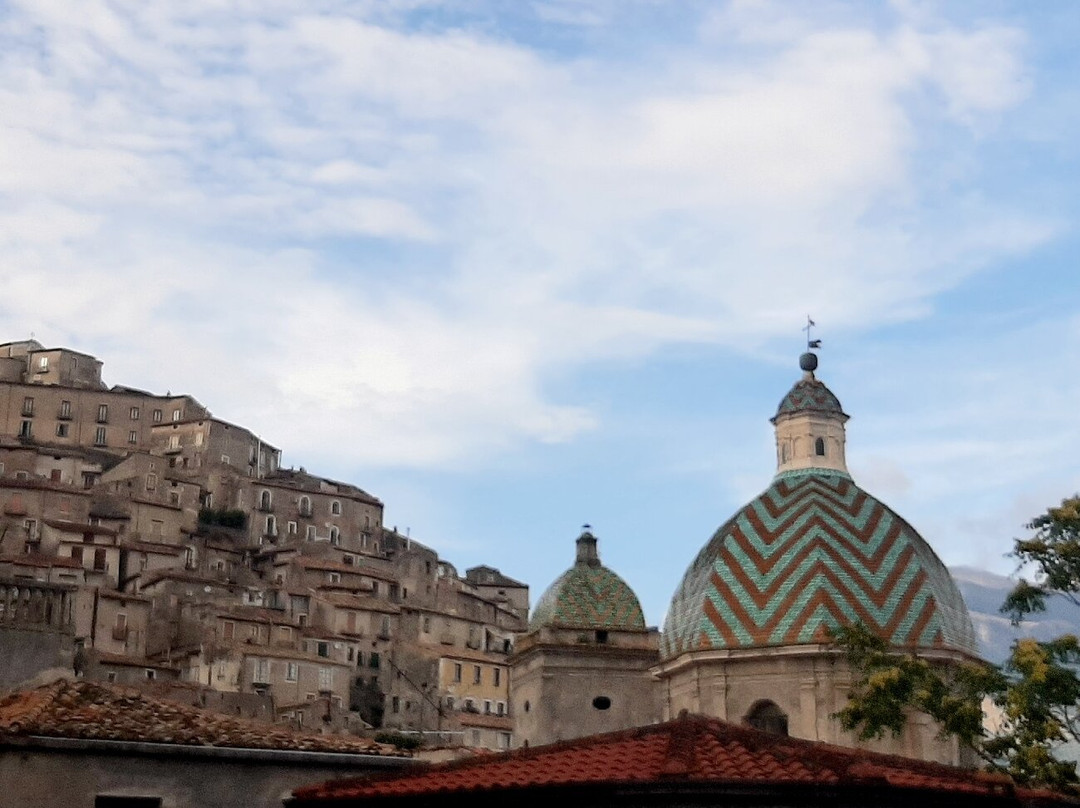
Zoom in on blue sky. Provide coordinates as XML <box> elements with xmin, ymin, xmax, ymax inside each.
<box><xmin>2</xmin><ymin>0</ymin><xmax>1079</xmax><ymax>626</ymax></box>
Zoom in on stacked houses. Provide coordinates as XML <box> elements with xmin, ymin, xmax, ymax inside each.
<box><xmin>0</xmin><ymin>339</ymin><xmax>527</xmax><ymax>749</ymax></box>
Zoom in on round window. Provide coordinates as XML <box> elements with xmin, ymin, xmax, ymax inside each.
<box><xmin>592</xmin><ymin>696</ymin><xmax>611</xmax><ymax>710</ymax></box>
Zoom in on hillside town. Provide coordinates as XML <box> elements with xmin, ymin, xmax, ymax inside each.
<box><xmin>0</xmin><ymin>338</ymin><xmax>526</xmax><ymax>750</ymax></box>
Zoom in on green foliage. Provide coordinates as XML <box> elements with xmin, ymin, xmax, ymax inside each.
<box><xmin>832</xmin><ymin>495</ymin><xmax>1080</xmax><ymax>794</ymax></box>
<box><xmin>374</xmin><ymin>731</ymin><xmax>422</xmax><ymax>751</ymax></box>
<box><xmin>197</xmin><ymin>508</ymin><xmax>247</xmax><ymax>529</ymax></box>
<box><xmin>1002</xmin><ymin>495</ymin><xmax>1080</xmax><ymax>621</ymax></box>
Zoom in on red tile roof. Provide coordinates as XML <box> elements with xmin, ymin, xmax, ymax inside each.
<box><xmin>0</xmin><ymin>679</ymin><xmax>405</xmax><ymax>757</ymax></box>
<box><xmin>291</xmin><ymin>714</ymin><xmax>1076</xmax><ymax>805</ymax></box>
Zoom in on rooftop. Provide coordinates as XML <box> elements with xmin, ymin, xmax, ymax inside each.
<box><xmin>290</xmin><ymin>713</ymin><xmax>1075</xmax><ymax>806</ymax></box>
<box><xmin>0</xmin><ymin>679</ymin><xmax>404</xmax><ymax>757</ymax></box>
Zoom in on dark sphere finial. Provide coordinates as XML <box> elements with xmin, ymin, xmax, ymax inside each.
<box><xmin>799</xmin><ymin>352</ymin><xmax>818</xmax><ymax>372</ymax></box>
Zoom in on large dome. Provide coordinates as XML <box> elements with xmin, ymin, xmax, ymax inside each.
<box><xmin>530</xmin><ymin>530</ymin><xmax>646</xmax><ymax>632</ymax></box>
<box><xmin>661</xmin><ymin>468</ymin><xmax>977</xmax><ymax>659</ymax></box>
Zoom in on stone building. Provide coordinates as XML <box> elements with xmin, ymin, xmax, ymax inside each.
<box><xmin>509</xmin><ymin>528</ymin><xmax>660</xmax><ymax>748</ymax></box>
<box><xmin>653</xmin><ymin>351</ymin><xmax>980</xmax><ymax>764</ymax></box>
<box><xmin>0</xmin><ymin>678</ymin><xmax>412</xmax><ymax>808</ymax></box>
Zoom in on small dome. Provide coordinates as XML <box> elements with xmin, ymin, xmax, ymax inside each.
<box><xmin>529</xmin><ymin>530</ymin><xmax>647</xmax><ymax>632</ymax></box>
<box><xmin>772</xmin><ymin>377</ymin><xmax>846</xmax><ymax>422</ymax></box>
<box><xmin>661</xmin><ymin>469</ymin><xmax>977</xmax><ymax>659</ymax></box>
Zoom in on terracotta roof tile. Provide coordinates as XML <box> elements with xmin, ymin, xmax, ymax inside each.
<box><xmin>291</xmin><ymin>714</ymin><xmax>1077</xmax><ymax>804</ymax></box>
<box><xmin>0</xmin><ymin>679</ymin><xmax>405</xmax><ymax>757</ymax></box>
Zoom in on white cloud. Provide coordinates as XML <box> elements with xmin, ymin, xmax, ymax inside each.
<box><xmin>0</xmin><ymin>1</ymin><xmax>1055</xmax><ymax>474</ymax></box>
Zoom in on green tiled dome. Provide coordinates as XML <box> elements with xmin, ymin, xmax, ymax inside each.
<box><xmin>661</xmin><ymin>469</ymin><xmax>978</xmax><ymax>659</ymax></box>
<box><xmin>530</xmin><ymin>530</ymin><xmax>647</xmax><ymax>632</ymax></box>
<box><xmin>773</xmin><ymin>377</ymin><xmax>846</xmax><ymax>422</ymax></box>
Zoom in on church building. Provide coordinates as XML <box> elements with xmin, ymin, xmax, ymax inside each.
<box><xmin>513</xmin><ymin>349</ymin><xmax>981</xmax><ymax>764</ymax></box>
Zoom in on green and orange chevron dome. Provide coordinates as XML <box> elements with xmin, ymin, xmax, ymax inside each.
<box><xmin>661</xmin><ymin>353</ymin><xmax>977</xmax><ymax>660</ymax></box>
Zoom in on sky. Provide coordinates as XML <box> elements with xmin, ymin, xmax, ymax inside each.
<box><xmin>2</xmin><ymin>0</ymin><xmax>1079</xmax><ymax>627</ymax></box>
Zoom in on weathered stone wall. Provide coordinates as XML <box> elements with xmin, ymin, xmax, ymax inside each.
<box><xmin>0</xmin><ymin>743</ymin><xmax>417</xmax><ymax>808</ymax></box>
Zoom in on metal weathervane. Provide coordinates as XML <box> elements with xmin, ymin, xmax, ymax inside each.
<box><xmin>803</xmin><ymin>316</ymin><xmax>822</xmax><ymax>351</ymax></box>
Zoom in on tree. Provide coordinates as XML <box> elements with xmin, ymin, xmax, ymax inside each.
<box><xmin>833</xmin><ymin>495</ymin><xmax>1080</xmax><ymax>793</ymax></box>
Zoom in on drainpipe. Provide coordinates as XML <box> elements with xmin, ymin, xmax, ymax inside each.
<box><xmin>90</xmin><ymin>588</ymin><xmax>100</xmax><ymax>648</ymax></box>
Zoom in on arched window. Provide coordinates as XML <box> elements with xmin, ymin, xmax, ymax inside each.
<box><xmin>814</xmin><ymin>437</ymin><xmax>826</xmax><ymax>457</ymax></box>
<box><xmin>331</xmin><ymin>500</ymin><xmax>342</xmax><ymax>516</ymax></box>
<box><xmin>329</xmin><ymin>526</ymin><xmax>340</xmax><ymax>545</ymax></box>
<box><xmin>299</xmin><ymin>496</ymin><xmax>311</xmax><ymax>516</ymax></box>
<box><xmin>780</xmin><ymin>442</ymin><xmax>789</xmax><ymax>462</ymax></box>
<box><xmin>745</xmin><ymin>700</ymin><xmax>789</xmax><ymax>736</ymax></box>
<box><xmin>260</xmin><ymin>490</ymin><xmax>272</xmax><ymax>510</ymax></box>
<box><xmin>266</xmin><ymin>515</ymin><xmax>276</xmax><ymax>536</ymax></box>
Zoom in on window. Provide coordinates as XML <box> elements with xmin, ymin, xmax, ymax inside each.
<box><xmin>391</xmin><ymin>696</ymin><xmax>400</xmax><ymax>713</ymax></box>
<box><xmin>97</xmin><ymin>404</ymin><xmax>108</xmax><ymax>423</ymax></box>
<box><xmin>299</xmin><ymin>496</ymin><xmax>312</xmax><ymax>516</ymax></box>
<box><xmin>59</xmin><ymin>400</ymin><xmax>71</xmax><ymax>418</ymax></box>
<box><xmin>445</xmin><ymin>696</ymin><xmax>455</xmax><ymax>709</ymax></box>
<box><xmin>145</xmin><ymin>473</ymin><xmax>157</xmax><ymax>491</ymax></box>
<box><xmin>129</xmin><ymin>406</ymin><xmax>140</xmax><ymax>420</ymax></box>
<box><xmin>260</xmin><ymin>490</ymin><xmax>272</xmax><ymax>510</ymax></box>
<box><xmin>253</xmin><ymin>658</ymin><xmax>271</xmax><ymax>683</ymax></box>
<box><xmin>331</xmin><ymin>500</ymin><xmax>341</xmax><ymax>515</ymax></box>
<box><xmin>172</xmin><ymin>408</ymin><xmax>181</xmax><ymax>421</ymax></box>
<box><xmin>592</xmin><ymin>696</ymin><xmax>612</xmax><ymax>710</ymax></box>
<box><xmin>493</xmin><ymin>667</ymin><xmax>501</xmax><ymax>686</ymax></box>
<box><xmin>266</xmin><ymin>515</ymin><xmax>276</xmax><ymax>536</ymax></box>
<box><xmin>169</xmin><ymin>491</ymin><xmax>180</xmax><ymax>506</ymax></box>
<box><xmin>746</xmin><ymin>700</ymin><xmax>789</xmax><ymax>736</ymax></box>
<box><xmin>380</xmin><ymin>615</ymin><xmax>391</xmax><ymax>638</ymax></box>
<box><xmin>305</xmin><ymin>525</ymin><xmax>315</xmax><ymax>541</ymax></box>
<box><xmin>93</xmin><ymin>547</ymin><xmax>107</xmax><ymax>571</ymax></box>
<box><xmin>287</xmin><ymin>520</ymin><xmax>297</xmax><ymax>535</ymax></box>
<box><xmin>328</xmin><ymin>572</ymin><xmax>340</xmax><ymax>584</ymax></box>
<box><xmin>318</xmin><ymin>667</ymin><xmax>333</xmax><ymax>691</ymax></box>
<box><xmin>422</xmin><ymin>616</ymin><xmax>431</xmax><ymax>633</ymax></box>
<box><xmin>94</xmin><ymin>797</ymin><xmax>163</xmax><ymax>808</ymax></box>
<box><xmin>499</xmin><ymin>732</ymin><xmax>512</xmax><ymax>749</ymax></box>
<box><xmin>126</xmin><ymin>429</ymin><xmax>137</xmax><ymax>444</ymax></box>
<box><xmin>37</xmin><ymin>356</ymin><xmax>48</xmax><ymax>371</ymax></box>
<box><xmin>329</xmin><ymin>526</ymin><xmax>340</xmax><ymax>545</ymax></box>
<box><xmin>18</xmin><ymin>420</ymin><xmax>31</xmax><ymax>438</ymax></box>
<box><xmin>496</xmin><ymin>701</ymin><xmax>505</xmax><ymax>716</ymax></box>
<box><xmin>145</xmin><ymin>668</ymin><xmax>156</xmax><ymax>680</ymax></box>
<box><xmin>114</xmin><ymin>612</ymin><xmax>127</xmax><ymax>637</ymax></box>
<box><xmin>484</xmin><ymin>699</ymin><xmax>492</xmax><ymax>714</ymax></box>
<box><xmin>21</xmin><ymin>397</ymin><xmax>34</xmax><ymax>416</ymax></box>
<box><xmin>220</xmin><ymin>455</ymin><xmax>230</xmax><ymax>465</ymax></box>
<box><xmin>286</xmin><ymin>662</ymin><xmax>298</xmax><ymax>682</ymax></box>
<box><xmin>94</xmin><ymin>426</ymin><xmax>106</xmax><ymax>446</ymax></box>
<box><xmin>815</xmin><ymin>437</ymin><xmax>826</xmax><ymax>457</ymax></box>
<box><xmin>453</xmin><ymin>663</ymin><xmax>462</xmax><ymax>683</ymax></box>
<box><xmin>152</xmin><ymin>408</ymin><xmax>162</xmax><ymax>422</ymax></box>
<box><xmin>56</xmin><ymin>423</ymin><xmax>69</xmax><ymax>438</ymax></box>
<box><xmin>222</xmin><ymin>621</ymin><xmax>235</xmax><ymax>640</ymax></box>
